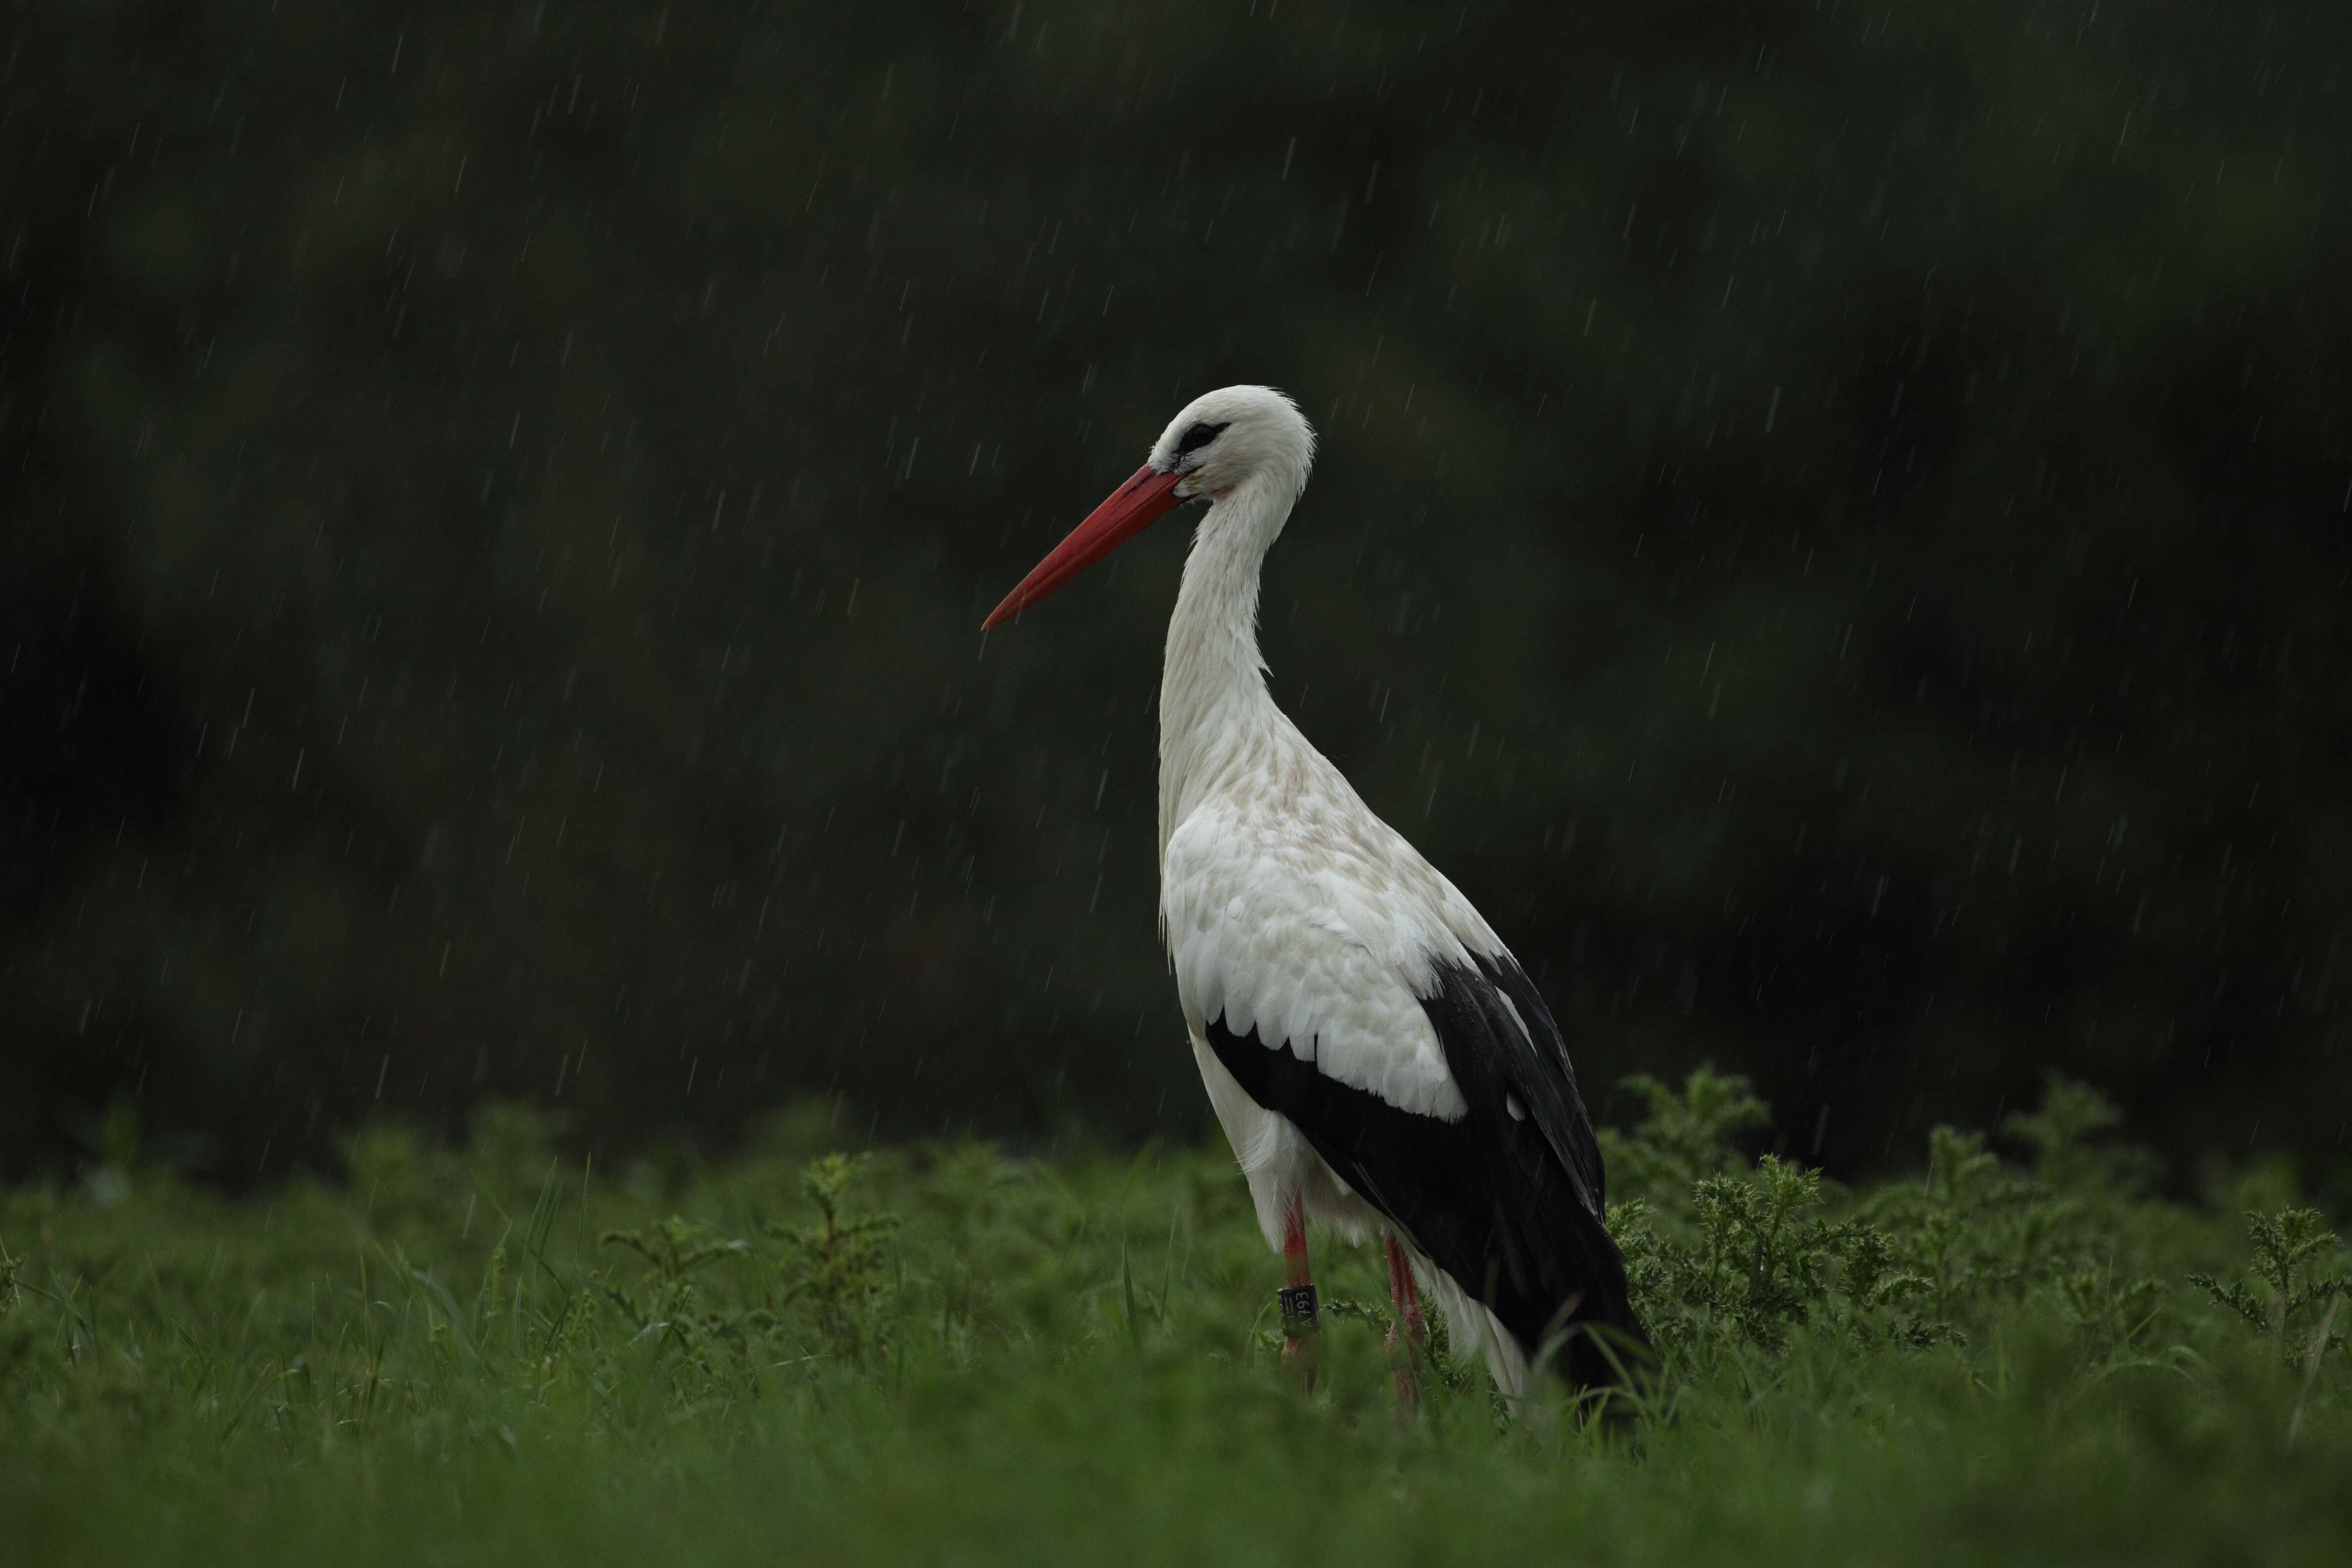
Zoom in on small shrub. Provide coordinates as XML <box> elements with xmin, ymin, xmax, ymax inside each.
<box><xmin>770</xmin><ymin>1153</ymin><xmax>901</xmax><ymax>1362</ymax></box>
<box><xmin>2191</xmin><ymin>1208</ymin><xmax>2350</xmax><ymax>1365</ymax></box>
<box><xmin>1599</xmin><ymin>1065</ymin><xmax>1773</xmax><ymax>1207</ymax></box>
<box><xmin>1608</xmin><ymin>1070</ymin><xmax>2184</xmax><ymax>1368</ymax></box>
<box><xmin>599</xmin><ymin>1214</ymin><xmax>755</xmax><ymax>1368</ymax></box>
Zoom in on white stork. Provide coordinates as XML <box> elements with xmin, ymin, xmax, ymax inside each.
<box><xmin>983</xmin><ymin>386</ymin><xmax>1645</xmax><ymax>1401</ymax></box>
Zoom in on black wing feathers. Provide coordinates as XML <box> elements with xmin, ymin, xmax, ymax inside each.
<box><xmin>1202</xmin><ymin>951</ymin><xmax>1648</xmax><ymax>1390</ymax></box>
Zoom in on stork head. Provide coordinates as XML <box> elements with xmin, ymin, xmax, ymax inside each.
<box><xmin>1147</xmin><ymin>384</ymin><xmax>1317</xmax><ymax>504</ymax></box>
<box><xmin>981</xmin><ymin>385</ymin><xmax>1315</xmax><ymax>629</ymax></box>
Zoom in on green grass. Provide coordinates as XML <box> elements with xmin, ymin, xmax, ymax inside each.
<box><xmin>3</xmin><ymin>1076</ymin><xmax>2347</xmax><ymax>1567</ymax></box>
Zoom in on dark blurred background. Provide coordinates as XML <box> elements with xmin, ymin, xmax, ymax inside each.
<box><xmin>5</xmin><ymin>0</ymin><xmax>2349</xmax><ymax>1186</ymax></box>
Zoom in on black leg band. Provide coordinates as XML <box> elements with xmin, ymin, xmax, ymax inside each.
<box><xmin>1277</xmin><ymin>1282</ymin><xmax>1320</xmax><ymax>1336</ymax></box>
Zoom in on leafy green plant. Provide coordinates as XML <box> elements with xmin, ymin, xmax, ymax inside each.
<box><xmin>599</xmin><ymin>1213</ymin><xmax>755</xmax><ymax>1367</ymax></box>
<box><xmin>1857</xmin><ymin>1079</ymin><xmax>2160</xmax><ymax>1334</ymax></box>
<box><xmin>1599</xmin><ymin>1065</ymin><xmax>1774</xmax><ymax>1206</ymax></box>
<box><xmin>1872</xmin><ymin>1127</ymin><xmax>2052</xmax><ymax>1319</ymax></box>
<box><xmin>769</xmin><ymin>1153</ymin><xmax>900</xmax><ymax>1361</ymax></box>
<box><xmin>2191</xmin><ymin>1208</ymin><xmax>2350</xmax><ymax>1365</ymax></box>
<box><xmin>2001</xmin><ymin>1075</ymin><xmax>2157</xmax><ymax>1195</ymax></box>
<box><xmin>1607</xmin><ymin>1071</ymin><xmax>2182</xmax><ymax>1367</ymax></box>
<box><xmin>1615</xmin><ymin>1157</ymin><xmax>1843</xmax><ymax>1354</ymax></box>
<box><xmin>1617</xmin><ymin>1154</ymin><xmax>1949</xmax><ymax>1360</ymax></box>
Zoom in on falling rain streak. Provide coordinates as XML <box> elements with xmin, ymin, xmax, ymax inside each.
<box><xmin>2</xmin><ymin>0</ymin><xmax>2346</xmax><ymax>1187</ymax></box>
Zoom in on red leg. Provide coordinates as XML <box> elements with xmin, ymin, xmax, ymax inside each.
<box><xmin>1282</xmin><ymin>1193</ymin><xmax>1313</xmax><ymax>1289</ymax></box>
<box><xmin>1277</xmin><ymin>1192</ymin><xmax>1319</xmax><ymax>1384</ymax></box>
<box><xmin>1384</xmin><ymin>1233</ymin><xmax>1425</xmax><ymax>1417</ymax></box>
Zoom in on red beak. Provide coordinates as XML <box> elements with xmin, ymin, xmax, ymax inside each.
<box><xmin>981</xmin><ymin>465</ymin><xmax>1185</xmax><ymax>630</ymax></box>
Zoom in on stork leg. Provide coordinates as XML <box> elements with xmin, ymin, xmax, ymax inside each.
<box><xmin>1276</xmin><ymin>1192</ymin><xmax>1319</xmax><ymax>1386</ymax></box>
<box><xmin>1383</xmin><ymin>1233</ymin><xmax>1426</xmax><ymax>1417</ymax></box>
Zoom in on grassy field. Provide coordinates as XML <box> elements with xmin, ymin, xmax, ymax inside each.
<box><xmin>3</xmin><ymin>1072</ymin><xmax>2347</xmax><ymax>1567</ymax></box>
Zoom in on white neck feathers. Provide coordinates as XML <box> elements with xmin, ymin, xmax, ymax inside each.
<box><xmin>1157</xmin><ymin>472</ymin><xmax>1301</xmax><ymax>859</ymax></box>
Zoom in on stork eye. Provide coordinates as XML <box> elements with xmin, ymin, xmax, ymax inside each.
<box><xmin>1174</xmin><ymin>421</ymin><xmax>1228</xmax><ymax>457</ymax></box>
